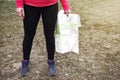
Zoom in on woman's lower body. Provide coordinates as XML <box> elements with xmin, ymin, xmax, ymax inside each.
<box><xmin>20</xmin><ymin>3</ymin><xmax>58</xmax><ymax>76</ymax></box>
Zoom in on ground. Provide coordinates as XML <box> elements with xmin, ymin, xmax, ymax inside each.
<box><xmin>0</xmin><ymin>0</ymin><xmax>120</xmax><ymax>80</ymax></box>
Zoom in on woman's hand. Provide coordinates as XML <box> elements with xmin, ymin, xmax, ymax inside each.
<box><xmin>64</xmin><ymin>10</ymin><xmax>70</xmax><ymax>16</ymax></box>
<box><xmin>16</xmin><ymin>8</ymin><xmax>25</xmax><ymax>19</ymax></box>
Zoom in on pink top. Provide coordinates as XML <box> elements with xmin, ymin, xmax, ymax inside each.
<box><xmin>16</xmin><ymin>0</ymin><xmax>70</xmax><ymax>10</ymax></box>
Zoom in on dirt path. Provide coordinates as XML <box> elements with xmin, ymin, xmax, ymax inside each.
<box><xmin>1</xmin><ymin>0</ymin><xmax>120</xmax><ymax>80</ymax></box>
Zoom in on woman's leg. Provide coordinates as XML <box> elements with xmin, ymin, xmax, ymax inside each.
<box><xmin>42</xmin><ymin>3</ymin><xmax>58</xmax><ymax>60</ymax></box>
<box><xmin>23</xmin><ymin>4</ymin><xmax>41</xmax><ymax>60</ymax></box>
<box><xmin>42</xmin><ymin>3</ymin><xmax>58</xmax><ymax>76</ymax></box>
<box><xmin>21</xmin><ymin>4</ymin><xmax>41</xmax><ymax>76</ymax></box>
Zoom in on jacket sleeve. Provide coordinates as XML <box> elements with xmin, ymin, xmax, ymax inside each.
<box><xmin>60</xmin><ymin>0</ymin><xmax>70</xmax><ymax>10</ymax></box>
<box><xmin>16</xmin><ymin>0</ymin><xmax>24</xmax><ymax>8</ymax></box>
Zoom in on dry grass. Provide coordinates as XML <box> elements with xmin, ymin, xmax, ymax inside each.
<box><xmin>0</xmin><ymin>0</ymin><xmax>120</xmax><ymax>80</ymax></box>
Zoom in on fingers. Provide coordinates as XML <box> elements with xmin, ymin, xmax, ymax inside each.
<box><xmin>64</xmin><ymin>10</ymin><xmax>70</xmax><ymax>16</ymax></box>
<box><xmin>21</xmin><ymin>9</ymin><xmax>25</xmax><ymax>18</ymax></box>
<box><xmin>16</xmin><ymin>8</ymin><xmax>25</xmax><ymax>19</ymax></box>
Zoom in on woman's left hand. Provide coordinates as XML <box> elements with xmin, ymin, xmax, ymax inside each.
<box><xmin>64</xmin><ymin>10</ymin><xmax>70</xmax><ymax>16</ymax></box>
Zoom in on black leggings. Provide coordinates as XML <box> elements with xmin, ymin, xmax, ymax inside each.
<box><xmin>23</xmin><ymin>3</ymin><xmax>58</xmax><ymax>60</ymax></box>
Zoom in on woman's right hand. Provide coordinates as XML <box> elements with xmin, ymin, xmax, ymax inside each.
<box><xmin>16</xmin><ymin>8</ymin><xmax>25</xmax><ymax>19</ymax></box>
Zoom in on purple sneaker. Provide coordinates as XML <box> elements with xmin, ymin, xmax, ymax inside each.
<box><xmin>20</xmin><ymin>60</ymin><xmax>29</xmax><ymax>76</ymax></box>
<box><xmin>47</xmin><ymin>60</ymin><xmax>57</xmax><ymax>76</ymax></box>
